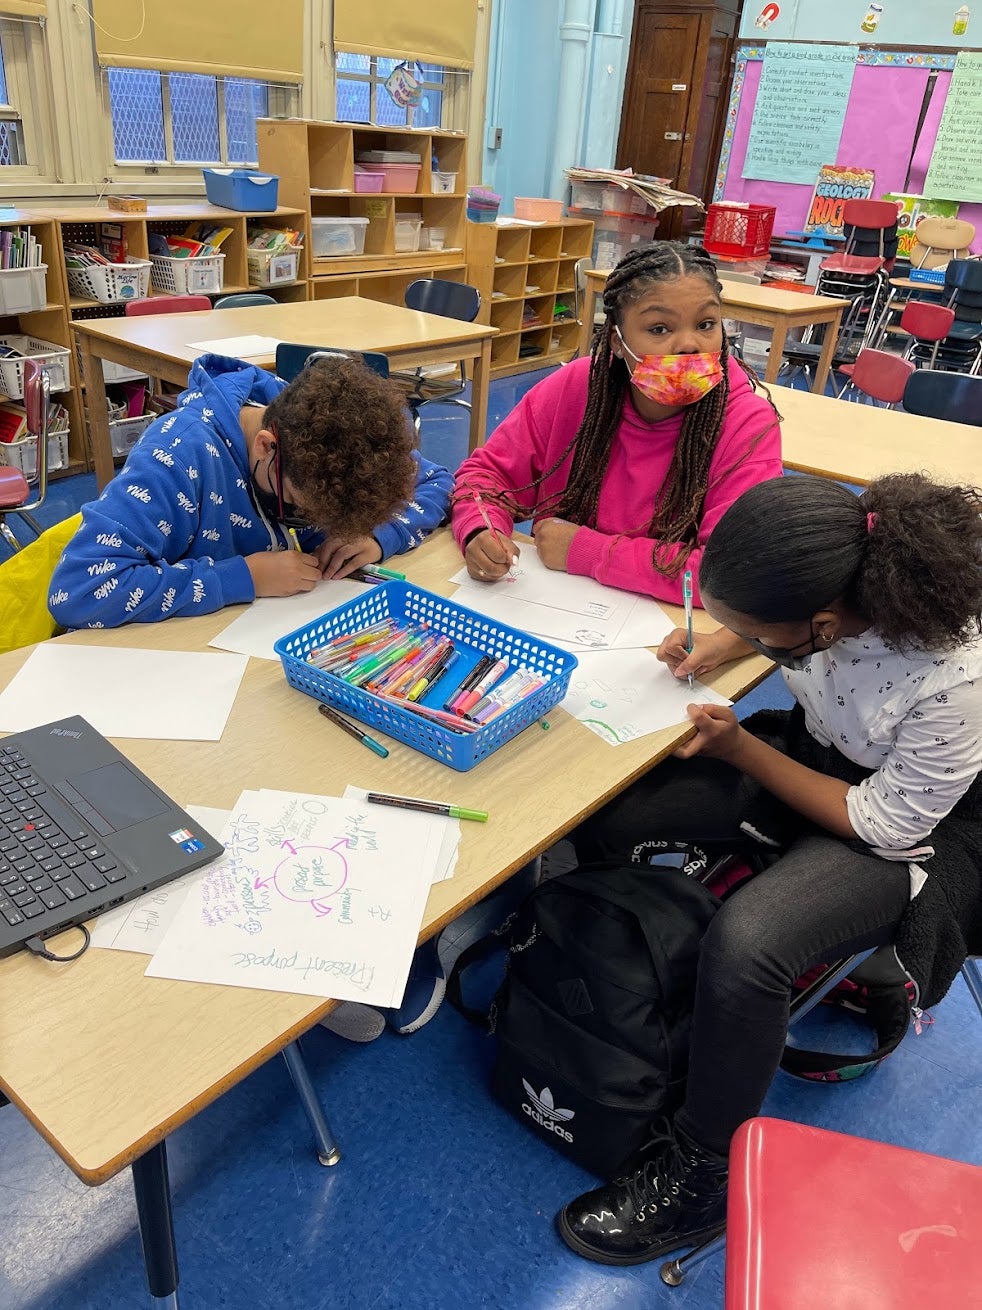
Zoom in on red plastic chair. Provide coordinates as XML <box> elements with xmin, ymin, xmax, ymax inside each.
<box><xmin>836</xmin><ymin>348</ymin><xmax>914</xmax><ymax>406</ymax></box>
<box><xmin>900</xmin><ymin>301</ymin><xmax>957</xmax><ymax>370</ymax></box>
<box><xmin>724</xmin><ymin>1118</ymin><xmax>982</xmax><ymax>1310</ymax></box>
<box><xmin>125</xmin><ymin>295</ymin><xmax>212</xmax><ymax>317</ymax></box>
<box><xmin>0</xmin><ymin>359</ymin><xmax>50</xmax><ymax>553</ymax></box>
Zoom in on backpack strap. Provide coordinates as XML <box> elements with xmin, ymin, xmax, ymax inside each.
<box><xmin>780</xmin><ymin>982</ymin><xmax>913</xmax><ymax>1081</ymax></box>
<box><xmin>445</xmin><ymin>920</ymin><xmax>514</xmax><ymax>1029</ymax></box>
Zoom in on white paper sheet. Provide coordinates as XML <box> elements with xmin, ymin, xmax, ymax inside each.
<box><xmin>89</xmin><ymin>805</ymin><xmax>231</xmax><ymax>955</ymax></box>
<box><xmin>562</xmin><ymin>648</ymin><xmax>732</xmax><ymax>746</ymax></box>
<box><xmin>209</xmin><ymin>579</ymin><xmax>370</xmax><ymax>661</ymax></box>
<box><xmin>185</xmin><ymin>334</ymin><xmax>281</xmax><ymax>358</ymax></box>
<box><xmin>146</xmin><ymin>789</ymin><xmax>435</xmax><ymax>1005</ymax></box>
<box><xmin>0</xmin><ymin>646</ymin><xmax>248</xmax><ymax>740</ymax></box>
<box><xmin>450</xmin><ymin>543</ymin><xmax>676</xmax><ymax>653</ymax></box>
<box><xmin>343</xmin><ymin>785</ymin><xmax>459</xmax><ymax>884</ymax></box>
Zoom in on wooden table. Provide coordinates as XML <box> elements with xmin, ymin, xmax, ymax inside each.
<box><xmin>0</xmin><ymin>530</ymin><xmax>770</xmax><ymax>1307</ymax></box>
<box><xmin>776</xmin><ymin>385</ymin><xmax>982</xmax><ymax>486</ymax></box>
<box><xmin>74</xmin><ymin>298</ymin><xmax>498</xmax><ymax>490</ymax></box>
<box><xmin>578</xmin><ymin>270</ymin><xmax>847</xmax><ymax>395</ymax></box>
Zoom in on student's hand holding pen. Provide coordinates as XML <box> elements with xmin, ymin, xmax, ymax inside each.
<box><xmin>316</xmin><ymin>534</ymin><xmax>383</xmax><ymax>580</ymax></box>
<box><xmin>464</xmin><ymin>528</ymin><xmax>521</xmax><ymax>582</ymax></box>
<box><xmin>245</xmin><ymin>550</ymin><xmax>322</xmax><ymax>597</ymax></box>
<box><xmin>657</xmin><ymin>626</ymin><xmax>753</xmax><ymax>682</ymax></box>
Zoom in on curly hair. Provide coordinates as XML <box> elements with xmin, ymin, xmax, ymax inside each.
<box><xmin>700</xmin><ymin>473</ymin><xmax>982</xmax><ymax>652</ymax></box>
<box><xmin>451</xmin><ymin>240</ymin><xmax>779</xmax><ymax>578</ymax></box>
<box><xmin>262</xmin><ymin>355</ymin><xmax>416</xmax><ymax>537</ymax></box>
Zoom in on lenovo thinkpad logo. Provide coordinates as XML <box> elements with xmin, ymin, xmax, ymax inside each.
<box><xmin>521</xmin><ymin>1079</ymin><xmax>574</xmax><ymax>1143</ymax></box>
<box><xmin>49</xmin><ymin>727</ymin><xmax>82</xmax><ymax>739</ymax></box>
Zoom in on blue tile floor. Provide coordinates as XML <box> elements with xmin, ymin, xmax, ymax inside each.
<box><xmin>4</xmin><ymin>368</ymin><xmax>978</xmax><ymax>1310</ymax></box>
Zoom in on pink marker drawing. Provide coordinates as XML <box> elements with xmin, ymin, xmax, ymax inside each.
<box><xmin>256</xmin><ymin>836</ymin><xmax>351</xmax><ymax>917</ymax></box>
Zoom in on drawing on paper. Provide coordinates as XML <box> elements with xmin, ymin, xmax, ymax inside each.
<box><xmin>261</xmin><ymin>838</ymin><xmax>351</xmax><ymax>916</ymax></box>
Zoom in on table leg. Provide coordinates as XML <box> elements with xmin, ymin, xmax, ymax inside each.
<box><xmin>131</xmin><ymin>1141</ymin><xmax>180</xmax><ymax>1309</ymax></box>
<box><xmin>812</xmin><ymin>310</ymin><xmax>843</xmax><ymax>396</ymax></box>
<box><xmin>579</xmin><ymin>282</ymin><xmax>599</xmax><ymax>358</ymax></box>
<box><xmin>281</xmin><ymin>1039</ymin><xmax>342</xmax><ymax>1167</ymax></box>
<box><xmin>468</xmin><ymin>337</ymin><xmax>492</xmax><ymax>455</ymax></box>
<box><xmin>763</xmin><ymin>321</ymin><xmax>788</xmax><ymax>386</ymax></box>
<box><xmin>79</xmin><ymin>336</ymin><xmax>115</xmax><ymax>492</ymax></box>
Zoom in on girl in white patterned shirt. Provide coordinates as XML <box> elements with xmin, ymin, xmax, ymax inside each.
<box><xmin>560</xmin><ymin>472</ymin><xmax>982</xmax><ymax>1269</ymax></box>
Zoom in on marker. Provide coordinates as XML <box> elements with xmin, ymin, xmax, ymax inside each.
<box><xmin>366</xmin><ymin>792</ymin><xmax>488</xmax><ymax>823</ymax></box>
<box><xmin>318</xmin><ymin>703</ymin><xmax>389</xmax><ymax>758</ymax></box>
<box><xmin>444</xmin><ymin>654</ymin><xmax>495</xmax><ymax>711</ymax></box>
<box><xmin>406</xmin><ymin>648</ymin><xmax>458</xmax><ymax>702</ymax></box>
<box><xmin>357</xmin><ymin>564</ymin><xmax>406</xmax><ymax>582</ymax></box>
<box><xmin>455</xmin><ymin>657</ymin><xmax>509</xmax><ymax>716</ymax></box>
<box><xmin>683</xmin><ymin>568</ymin><xmax>695</xmax><ymax>691</ymax></box>
<box><xmin>288</xmin><ymin>527</ymin><xmax>303</xmax><ymax>554</ymax></box>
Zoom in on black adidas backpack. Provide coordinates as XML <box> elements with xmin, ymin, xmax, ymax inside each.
<box><xmin>448</xmin><ymin>861</ymin><xmax>719</xmax><ymax>1176</ymax></box>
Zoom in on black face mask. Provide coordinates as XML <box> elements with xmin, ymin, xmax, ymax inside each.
<box><xmin>251</xmin><ymin>447</ymin><xmax>308</xmax><ymax>530</ymax></box>
<box><xmin>743</xmin><ymin>620</ymin><xmax>824</xmax><ymax>672</ymax></box>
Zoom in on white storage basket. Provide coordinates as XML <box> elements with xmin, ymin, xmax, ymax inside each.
<box><xmin>247</xmin><ymin>246</ymin><xmax>300</xmax><ymax>287</ymax></box>
<box><xmin>109</xmin><ymin>412</ymin><xmax>154</xmax><ymax>458</ymax></box>
<box><xmin>66</xmin><ymin>258</ymin><xmax>152</xmax><ymax>304</ymax></box>
<box><xmin>149</xmin><ymin>253</ymin><xmax>225</xmax><ymax>295</ymax></box>
<box><xmin>0</xmin><ymin>336</ymin><xmax>72</xmax><ymax>397</ymax></box>
<box><xmin>0</xmin><ymin>427</ymin><xmax>69</xmax><ymax>479</ymax></box>
<box><xmin>74</xmin><ymin>339</ymin><xmax>147</xmax><ymax>384</ymax></box>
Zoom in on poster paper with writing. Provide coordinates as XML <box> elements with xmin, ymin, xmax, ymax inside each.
<box><xmin>742</xmin><ymin>44</ymin><xmax>857</xmax><ymax>186</ymax></box>
<box><xmin>924</xmin><ymin>52</ymin><xmax>982</xmax><ymax>204</ymax></box>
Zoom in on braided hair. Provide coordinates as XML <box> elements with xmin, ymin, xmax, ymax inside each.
<box><xmin>455</xmin><ymin>240</ymin><xmax>775</xmax><ymax>578</ymax></box>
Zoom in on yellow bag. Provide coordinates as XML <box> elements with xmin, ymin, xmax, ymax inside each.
<box><xmin>0</xmin><ymin>514</ymin><xmax>82</xmax><ymax>654</ymax></box>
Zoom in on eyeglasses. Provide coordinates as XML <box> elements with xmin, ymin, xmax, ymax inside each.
<box><xmin>271</xmin><ymin>437</ymin><xmax>310</xmax><ymax>530</ymax></box>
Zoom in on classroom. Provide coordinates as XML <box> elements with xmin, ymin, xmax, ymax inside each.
<box><xmin>0</xmin><ymin>2</ymin><xmax>981</xmax><ymax>1308</ymax></box>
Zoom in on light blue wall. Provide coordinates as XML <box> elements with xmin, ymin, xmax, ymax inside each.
<box><xmin>481</xmin><ymin>0</ymin><xmax>635</xmax><ymax>210</ymax></box>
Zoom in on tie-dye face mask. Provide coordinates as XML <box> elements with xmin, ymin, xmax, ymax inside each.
<box><xmin>616</xmin><ymin>328</ymin><xmax>724</xmax><ymax>407</ymax></box>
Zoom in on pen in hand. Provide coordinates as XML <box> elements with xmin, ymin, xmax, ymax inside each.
<box><xmin>683</xmin><ymin>569</ymin><xmax>695</xmax><ymax>691</ymax></box>
<box><xmin>475</xmin><ymin>492</ymin><xmax>519</xmax><ymax>577</ymax></box>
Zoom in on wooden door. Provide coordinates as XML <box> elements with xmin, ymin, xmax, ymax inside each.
<box><xmin>617</xmin><ymin>2</ymin><xmax>740</xmax><ymax>238</ymax></box>
<box><xmin>617</xmin><ymin>8</ymin><xmax>703</xmax><ymax>190</ymax></box>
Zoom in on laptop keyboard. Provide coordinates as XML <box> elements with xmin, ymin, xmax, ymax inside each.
<box><xmin>0</xmin><ymin>744</ymin><xmax>124</xmax><ymax>930</ymax></box>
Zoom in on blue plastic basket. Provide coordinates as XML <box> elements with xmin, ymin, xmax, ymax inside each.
<box><xmin>274</xmin><ymin>582</ymin><xmax>577</xmax><ymax>771</ymax></box>
<box><xmin>202</xmin><ymin>168</ymin><xmax>279</xmax><ymax>212</ymax></box>
<box><xmin>909</xmin><ymin>266</ymin><xmax>947</xmax><ymax>286</ymax></box>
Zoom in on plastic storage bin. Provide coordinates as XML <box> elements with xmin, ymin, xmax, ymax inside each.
<box><xmin>909</xmin><ymin>266</ymin><xmax>947</xmax><ymax>286</ymax></box>
<box><xmin>569</xmin><ymin>181</ymin><xmax>651</xmax><ymax>216</ymax></box>
<box><xmin>355</xmin><ymin>152</ymin><xmax>422</xmax><ymax>193</ymax></box>
<box><xmin>394</xmin><ymin>218</ymin><xmax>422</xmax><ymax>253</ymax></box>
<box><xmin>431</xmin><ymin>171</ymin><xmax>458</xmax><ymax>194</ymax></box>
<box><xmin>467</xmin><ymin>207</ymin><xmax>499</xmax><ymax>224</ymax></box>
<box><xmin>149</xmin><ymin>253</ymin><xmax>225</xmax><ymax>295</ymax></box>
<box><xmin>247</xmin><ymin>245</ymin><xmax>301</xmax><ymax>286</ymax></box>
<box><xmin>514</xmin><ymin>197</ymin><xmax>564</xmax><ymax>222</ymax></box>
<box><xmin>0</xmin><ymin>427</ymin><xmax>68</xmax><ymax>479</ymax></box>
<box><xmin>65</xmin><ymin>258</ymin><xmax>151</xmax><ymax>303</ymax></box>
<box><xmin>421</xmin><ymin>226</ymin><xmax>448</xmax><ymax>251</ymax></box>
<box><xmin>73</xmin><ymin>340</ymin><xmax>145</xmax><ymax>384</ymax></box>
<box><xmin>275</xmin><ymin>581</ymin><xmax>577</xmax><ymax>771</ymax></box>
<box><xmin>569</xmin><ymin>207</ymin><xmax>658</xmax><ymax>268</ymax></box>
<box><xmin>202</xmin><ymin>168</ymin><xmax>279</xmax><ymax>212</ymax></box>
<box><xmin>354</xmin><ymin>169</ymin><xmax>385</xmax><ymax>193</ymax></box>
<box><xmin>310</xmin><ymin>216</ymin><xmax>369</xmax><ymax>258</ymax></box>
<box><xmin>0</xmin><ymin>336</ymin><xmax>71</xmax><ymax>396</ymax></box>
<box><xmin>109</xmin><ymin>412</ymin><xmax>154</xmax><ymax>458</ymax></box>
<box><xmin>0</xmin><ymin>265</ymin><xmax>47</xmax><ymax>315</ymax></box>
<box><xmin>703</xmin><ymin>203</ymin><xmax>776</xmax><ymax>260</ymax></box>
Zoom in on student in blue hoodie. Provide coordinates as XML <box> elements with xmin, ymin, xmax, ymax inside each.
<box><xmin>49</xmin><ymin>354</ymin><xmax>451</xmax><ymax>629</ymax></box>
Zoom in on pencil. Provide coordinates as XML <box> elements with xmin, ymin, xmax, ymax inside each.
<box><xmin>288</xmin><ymin>527</ymin><xmax>303</xmax><ymax>554</ymax></box>
<box><xmin>683</xmin><ymin>569</ymin><xmax>695</xmax><ymax>691</ymax></box>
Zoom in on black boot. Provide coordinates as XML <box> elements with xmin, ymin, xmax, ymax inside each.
<box><xmin>557</xmin><ymin>1121</ymin><xmax>728</xmax><ymax>1265</ymax></box>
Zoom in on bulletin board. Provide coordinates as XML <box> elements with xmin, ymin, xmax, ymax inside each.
<box><xmin>714</xmin><ymin>46</ymin><xmax>982</xmax><ymax>252</ymax></box>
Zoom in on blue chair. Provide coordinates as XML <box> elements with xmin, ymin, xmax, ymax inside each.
<box><xmin>274</xmin><ymin>342</ymin><xmax>390</xmax><ymax>382</ymax></box>
<box><xmin>901</xmin><ymin>370</ymin><xmax>982</xmax><ymax>426</ymax></box>
<box><xmin>395</xmin><ymin>278</ymin><xmax>481</xmax><ymax>433</ymax></box>
<box><xmin>213</xmin><ymin>292</ymin><xmax>277</xmax><ymax>309</ymax></box>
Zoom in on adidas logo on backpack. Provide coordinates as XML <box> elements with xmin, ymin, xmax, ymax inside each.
<box><xmin>521</xmin><ymin>1080</ymin><xmax>575</xmax><ymax>1143</ymax></box>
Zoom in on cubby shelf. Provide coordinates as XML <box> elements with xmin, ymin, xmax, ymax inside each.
<box><xmin>467</xmin><ymin>218</ymin><xmax>594</xmax><ymax>377</ymax></box>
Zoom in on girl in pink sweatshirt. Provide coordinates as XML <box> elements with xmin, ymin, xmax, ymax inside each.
<box><xmin>451</xmin><ymin>241</ymin><xmax>784</xmax><ymax>606</ymax></box>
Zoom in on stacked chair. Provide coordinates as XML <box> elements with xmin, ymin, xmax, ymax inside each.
<box><xmin>905</xmin><ymin>258</ymin><xmax>982</xmax><ymax>374</ymax></box>
<box><xmin>782</xmin><ymin>200</ymin><xmax>899</xmax><ymax>388</ymax></box>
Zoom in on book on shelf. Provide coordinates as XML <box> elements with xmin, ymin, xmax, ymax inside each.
<box><xmin>0</xmin><ymin>226</ymin><xmax>40</xmax><ymax>270</ymax></box>
<box><xmin>0</xmin><ymin>402</ymin><xmax>28</xmax><ymax>444</ymax></box>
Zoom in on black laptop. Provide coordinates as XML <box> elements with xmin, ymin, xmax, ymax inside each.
<box><xmin>0</xmin><ymin>715</ymin><xmax>224</xmax><ymax>958</ymax></box>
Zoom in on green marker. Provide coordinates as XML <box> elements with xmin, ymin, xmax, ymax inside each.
<box><xmin>365</xmin><ymin>792</ymin><xmax>489</xmax><ymax>823</ymax></box>
<box><xmin>364</xmin><ymin>564</ymin><xmax>406</xmax><ymax>581</ymax></box>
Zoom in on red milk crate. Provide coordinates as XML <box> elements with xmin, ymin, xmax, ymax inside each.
<box><xmin>703</xmin><ymin>203</ymin><xmax>776</xmax><ymax>260</ymax></box>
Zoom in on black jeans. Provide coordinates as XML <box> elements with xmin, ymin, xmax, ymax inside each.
<box><xmin>573</xmin><ymin>757</ymin><xmax>911</xmax><ymax>1157</ymax></box>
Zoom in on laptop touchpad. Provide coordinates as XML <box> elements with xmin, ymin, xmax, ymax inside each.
<box><xmin>66</xmin><ymin>762</ymin><xmax>170</xmax><ymax>833</ymax></box>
